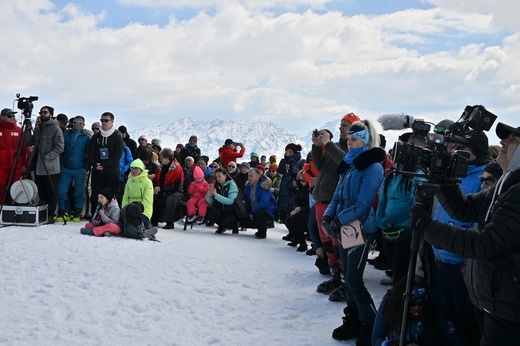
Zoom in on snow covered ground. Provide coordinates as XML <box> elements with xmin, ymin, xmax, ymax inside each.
<box><xmin>0</xmin><ymin>220</ymin><xmax>388</xmax><ymax>346</ymax></box>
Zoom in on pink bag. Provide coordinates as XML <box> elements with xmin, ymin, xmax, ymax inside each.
<box><xmin>339</xmin><ymin>220</ymin><xmax>365</xmax><ymax>249</ymax></box>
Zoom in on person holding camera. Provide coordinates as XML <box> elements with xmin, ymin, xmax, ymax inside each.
<box><xmin>426</xmin><ymin>131</ymin><xmax>491</xmax><ymax>345</ymax></box>
<box><xmin>218</xmin><ymin>138</ymin><xmax>246</xmax><ymax>169</ymax></box>
<box><xmin>410</xmin><ymin>121</ymin><xmax>520</xmax><ymax>345</ymax></box>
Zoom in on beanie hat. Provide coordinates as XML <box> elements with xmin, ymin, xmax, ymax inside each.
<box><xmin>91</xmin><ymin>122</ymin><xmax>101</xmax><ymax>129</ymax></box>
<box><xmin>285</xmin><ymin>143</ymin><xmax>302</xmax><ymax>153</ymax></box>
<box><xmin>225</xmin><ymin>139</ymin><xmax>234</xmax><ymax>146</ymax></box>
<box><xmin>98</xmin><ymin>187</ymin><xmax>114</xmax><ymax>202</ymax></box>
<box><xmin>269</xmin><ymin>163</ymin><xmax>278</xmax><ymax>170</ymax></box>
<box><xmin>269</xmin><ymin>155</ymin><xmax>277</xmax><ymax>163</ymax></box>
<box><xmin>130</xmin><ymin>159</ymin><xmax>145</xmax><ymax>170</ymax></box>
<box><xmin>454</xmin><ymin>132</ymin><xmax>490</xmax><ymax>161</ymax></box>
<box><xmin>257</xmin><ymin>165</ymin><xmax>266</xmax><ymax>173</ymax></box>
<box><xmin>152</xmin><ymin>152</ymin><xmax>159</xmax><ymax>162</ymax></box>
<box><xmin>348</xmin><ymin>124</ymin><xmax>370</xmax><ymax>145</ymax></box>
<box><xmin>193</xmin><ymin>166</ymin><xmax>204</xmax><ymax>179</ymax></box>
<box><xmin>176</xmin><ymin>143</ymin><xmax>184</xmax><ymax>149</ymax></box>
<box><xmin>240</xmin><ymin>162</ymin><xmax>250</xmax><ymax>169</ymax></box>
<box><xmin>118</xmin><ymin>125</ymin><xmax>127</xmax><ymax>133</ymax></box>
<box><xmin>138</xmin><ymin>135</ymin><xmax>148</xmax><ymax>142</ymax></box>
<box><xmin>484</xmin><ymin>160</ymin><xmax>503</xmax><ymax>180</ymax></box>
<box><xmin>341</xmin><ymin>113</ymin><xmax>360</xmax><ymax>124</ymax></box>
<box><xmin>251</xmin><ymin>152</ymin><xmax>259</xmax><ymax>158</ymax></box>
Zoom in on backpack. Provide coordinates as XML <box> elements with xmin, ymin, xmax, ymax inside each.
<box><xmin>120</xmin><ymin>202</ymin><xmax>158</xmax><ymax>240</ymax></box>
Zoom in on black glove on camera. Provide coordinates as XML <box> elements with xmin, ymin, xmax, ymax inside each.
<box><xmin>410</xmin><ymin>207</ymin><xmax>432</xmax><ymax>233</ymax></box>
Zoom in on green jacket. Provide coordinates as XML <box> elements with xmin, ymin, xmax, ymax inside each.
<box><xmin>122</xmin><ymin>169</ymin><xmax>154</xmax><ymax>219</ymax></box>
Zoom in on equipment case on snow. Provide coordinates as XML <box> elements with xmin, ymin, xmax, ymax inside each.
<box><xmin>0</xmin><ymin>204</ymin><xmax>48</xmax><ymax>226</ymax></box>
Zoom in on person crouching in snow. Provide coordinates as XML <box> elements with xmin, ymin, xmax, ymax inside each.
<box><xmin>187</xmin><ymin>166</ymin><xmax>209</xmax><ymax>224</ymax></box>
<box><xmin>81</xmin><ymin>188</ymin><xmax>121</xmax><ymax>236</ymax></box>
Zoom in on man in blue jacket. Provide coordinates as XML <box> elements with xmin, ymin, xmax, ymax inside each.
<box><xmin>431</xmin><ymin>131</ymin><xmax>490</xmax><ymax>345</ymax></box>
<box><xmin>56</xmin><ymin>116</ymin><xmax>91</xmax><ymax>222</ymax></box>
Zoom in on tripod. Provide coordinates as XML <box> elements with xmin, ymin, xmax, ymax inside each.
<box><xmin>0</xmin><ymin>112</ymin><xmax>34</xmax><ymax>220</ymax></box>
<box><xmin>399</xmin><ymin>181</ymin><xmax>439</xmax><ymax>346</ymax></box>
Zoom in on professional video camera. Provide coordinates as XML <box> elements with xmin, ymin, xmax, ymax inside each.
<box><xmin>391</xmin><ymin>105</ymin><xmax>497</xmax><ymax>185</ymax></box>
<box><xmin>15</xmin><ymin>93</ymin><xmax>38</xmax><ymax>120</ymax></box>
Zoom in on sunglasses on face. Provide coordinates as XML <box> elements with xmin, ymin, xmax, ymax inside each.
<box><xmin>72</xmin><ymin>120</ymin><xmax>83</xmax><ymax>125</ymax></box>
<box><xmin>99</xmin><ymin>119</ymin><xmax>110</xmax><ymax>123</ymax></box>
<box><xmin>210</xmin><ymin>165</ymin><xmax>218</xmax><ymax>169</ymax></box>
<box><xmin>228</xmin><ymin>165</ymin><xmax>236</xmax><ymax>168</ymax></box>
<box><xmin>4</xmin><ymin>115</ymin><xmax>14</xmax><ymax>118</ymax></box>
<box><xmin>269</xmin><ymin>170</ymin><xmax>276</xmax><ymax>173</ymax></box>
<box><xmin>481</xmin><ymin>177</ymin><xmax>497</xmax><ymax>185</ymax></box>
<box><xmin>92</xmin><ymin>128</ymin><xmax>100</xmax><ymax>131</ymax></box>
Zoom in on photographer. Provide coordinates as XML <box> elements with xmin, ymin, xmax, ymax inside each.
<box><xmin>427</xmin><ymin>130</ymin><xmax>491</xmax><ymax>344</ymax></box>
<box><xmin>410</xmin><ymin>122</ymin><xmax>520</xmax><ymax>345</ymax></box>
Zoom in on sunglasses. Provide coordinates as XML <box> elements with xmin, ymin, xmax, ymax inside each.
<box><xmin>4</xmin><ymin>114</ymin><xmax>15</xmax><ymax>118</ymax></box>
<box><xmin>480</xmin><ymin>177</ymin><xmax>497</xmax><ymax>185</ymax></box>
<box><xmin>269</xmin><ymin>170</ymin><xmax>276</xmax><ymax>173</ymax></box>
<box><xmin>72</xmin><ymin>120</ymin><xmax>83</xmax><ymax>125</ymax></box>
<box><xmin>210</xmin><ymin>165</ymin><xmax>218</xmax><ymax>168</ymax></box>
<box><xmin>139</xmin><ymin>138</ymin><xmax>146</xmax><ymax>142</ymax></box>
<box><xmin>99</xmin><ymin>119</ymin><xmax>110</xmax><ymax>123</ymax></box>
<box><xmin>228</xmin><ymin>165</ymin><xmax>236</xmax><ymax>168</ymax></box>
<box><xmin>92</xmin><ymin>128</ymin><xmax>100</xmax><ymax>131</ymax></box>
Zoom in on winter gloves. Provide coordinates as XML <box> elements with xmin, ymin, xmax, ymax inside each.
<box><xmin>322</xmin><ymin>215</ymin><xmax>341</xmax><ymax>238</ymax></box>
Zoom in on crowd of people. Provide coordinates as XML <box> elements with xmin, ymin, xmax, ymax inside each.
<box><xmin>1</xmin><ymin>104</ymin><xmax>519</xmax><ymax>345</ymax></box>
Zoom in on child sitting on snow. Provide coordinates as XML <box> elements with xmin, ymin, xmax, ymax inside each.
<box><xmin>81</xmin><ymin>188</ymin><xmax>121</xmax><ymax>237</ymax></box>
<box><xmin>187</xmin><ymin>166</ymin><xmax>209</xmax><ymax>224</ymax></box>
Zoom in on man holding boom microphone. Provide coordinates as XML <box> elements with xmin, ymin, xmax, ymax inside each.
<box><xmin>410</xmin><ymin>121</ymin><xmax>520</xmax><ymax>345</ymax></box>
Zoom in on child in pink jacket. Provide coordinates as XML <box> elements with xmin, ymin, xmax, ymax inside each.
<box><xmin>187</xmin><ymin>166</ymin><xmax>209</xmax><ymax>224</ymax></box>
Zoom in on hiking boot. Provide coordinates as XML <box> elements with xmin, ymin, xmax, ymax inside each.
<box><xmin>266</xmin><ymin>219</ymin><xmax>275</xmax><ymax>228</ymax></box>
<box><xmin>296</xmin><ymin>243</ymin><xmax>308</xmax><ymax>252</ymax></box>
<box><xmin>355</xmin><ymin>322</ymin><xmax>373</xmax><ymax>346</ymax></box>
<box><xmin>332</xmin><ymin>306</ymin><xmax>360</xmax><ymax>341</ymax></box>
<box><xmin>195</xmin><ymin>216</ymin><xmax>205</xmax><ymax>224</ymax></box>
<box><xmin>306</xmin><ymin>247</ymin><xmax>317</xmax><ymax>256</ymax></box>
<box><xmin>55</xmin><ymin>213</ymin><xmax>70</xmax><ymax>223</ymax></box>
<box><xmin>80</xmin><ymin>228</ymin><xmax>94</xmax><ymax>235</ymax></box>
<box><xmin>163</xmin><ymin>222</ymin><xmax>175</xmax><ymax>229</ymax></box>
<box><xmin>287</xmin><ymin>241</ymin><xmax>298</xmax><ymax>247</ymax></box>
<box><xmin>188</xmin><ymin>215</ymin><xmax>197</xmax><ymax>222</ymax></box>
<box><xmin>316</xmin><ymin>277</ymin><xmax>341</xmax><ymax>293</ymax></box>
<box><xmin>71</xmin><ymin>209</ymin><xmax>82</xmax><ymax>222</ymax></box>
<box><xmin>329</xmin><ymin>284</ymin><xmax>346</xmax><ymax>302</ymax></box>
<box><xmin>254</xmin><ymin>231</ymin><xmax>266</xmax><ymax>239</ymax></box>
<box><xmin>215</xmin><ymin>227</ymin><xmax>225</xmax><ymax>234</ymax></box>
<box><xmin>282</xmin><ymin>233</ymin><xmax>292</xmax><ymax>241</ymax></box>
<box><xmin>205</xmin><ymin>220</ymin><xmax>214</xmax><ymax>227</ymax></box>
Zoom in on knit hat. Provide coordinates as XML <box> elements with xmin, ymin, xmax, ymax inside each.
<box><xmin>118</xmin><ymin>125</ymin><xmax>127</xmax><ymax>134</ymax></box>
<box><xmin>269</xmin><ymin>155</ymin><xmax>277</xmax><ymax>163</ymax></box>
<box><xmin>285</xmin><ymin>143</ymin><xmax>302</xmax><ymax>154</ymax></box>
<box><xmin>98</xmin><ymin>187</ymin><xmax>114</xmax><ymax>202</ymax></box>
<box><xmin>91</xmin><ymin>122</ymin><xmax>100</xmax><ymax>130</ymax></box>
<box><xmin>251</xmin><ymin>152</ymin><xmax>259</xmax><ymax>158</ymax></box>
<box><xmin>257</xmin><ymin>165</ymin><xmax>266</xmax><ymax>173</ymax></box>
<box><xmin>225</xmin><ymin>139</ymin><xmax>234</xmax><ymax>146</ymax></box>
<box><xmin>130</xmin><ymin>159</ymin><xmax>145</xmax><ymax>170</ymax></box>
<box><xmin>176</xmin><ymin>143</ymin><xmax>184</xmax><ymax>149</ymax></box>
<box><xmin>341</xmin><ymin>113</ymin><xmax>360</xmax><ymax>124</ymax></box>
<box><xmin>454</xmin><ymin>132</ymin><xmax>490</xmax><ymax>160</ymax></box>
<box><xmin>189</xmin><ymin>135</ymin><xmax>198</xmax><ymax>142</ymax></box>
<box><xmin>484</xmin><ymin>160</ymin><xmax>503</xmax><ymax>180</ymax></box>
<box><xmin>348</xmin><ymin>124</ymin><xmax>370</xmax><ymax>145</ymax></box>
<box><xmin>138</xmin><ymin>135</ymin><xmax>148</xmax><ymax>142</ymax></box>
<box><xmin>240</xmin><ymin>162</ymin><xmax>250</xmax><ymax>169</ymax></box>
<box><xmin>269</xmin><ymin>163</ymin><xmax>278</xmax><ymax>170</ymax></box>
<box><xmin>193</xmin><ymin>166</ymin><xmax>204</xmax><ymax>179</ymax></box>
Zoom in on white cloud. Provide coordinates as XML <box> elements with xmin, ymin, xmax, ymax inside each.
<box><xmin>0</xmin><ymin>0</ymin><xmax>519</xmax><ymax>143</ymax></box>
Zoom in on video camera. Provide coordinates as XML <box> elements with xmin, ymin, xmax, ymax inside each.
<box><xmin>392</xmin><ymin>105</ymin><xmax>497</xmax><ymax>185</ymax></box>
<box><xmin>16</xmin><ymin>93</ymin><xmax>38</xmax><ymax>120</ymax></box>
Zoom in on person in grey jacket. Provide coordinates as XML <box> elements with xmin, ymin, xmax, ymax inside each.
<box><xmin>410</xmin><ymin>121</ymin><xmax>520</xmax><ymax>345</ymax></box>
<box><xmin>28</xmin><ymin>105</ymin><xmax>64</xmax><ymax>223</ymax></box>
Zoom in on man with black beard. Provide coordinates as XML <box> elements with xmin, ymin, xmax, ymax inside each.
<box><xmin>29</xmin><ymin>106</ymin><xmax>64</xmax><ymax>223</ymax></box>
<box><xmin>88</xmin><ymin>112</ymin><xmax>124</xmax><ymax>212</ymax></box>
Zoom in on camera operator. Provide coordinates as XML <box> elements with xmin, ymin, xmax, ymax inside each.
<box><xmin>425</xmin><ymin>130</ymin><xmax>491</xmax><ymax>344</ymax></box>
<box><xmin>0</xmin><ymin>108</ymin><xmax>29</xmax><ymax>203</ymax></box>
<box><xmin>410</xmin><ymin>121</ymin><xmax>520</xmax><ymax>345</ymax></box>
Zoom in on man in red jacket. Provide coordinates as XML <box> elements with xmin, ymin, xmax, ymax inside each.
<box><xmin>0</xmin><ymin>108</ymin><xmax>29</xmax><ymax>203</ymax></box>
<box><xmin>218</xmin><ymin>139</ymin><xmax>246</xmax><ymax>168</ymax></box>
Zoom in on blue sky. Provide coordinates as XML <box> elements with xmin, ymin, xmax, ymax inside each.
<box><xmin>1</xmin><ymin>0</ymin><xmax>519</xmax><ymax>146</ymax></box>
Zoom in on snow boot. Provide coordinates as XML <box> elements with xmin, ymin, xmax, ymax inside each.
<box><xmin>317</xmin><ymin>265</ymin><xmax>341</xmax><ymax>293</ymax></box>
<box><xmin>355</xmin><ymin>322</ymin><xmax>373</xmax><ymax>346</ymax></box>
<box><xmin>332</xmin><ymin>306</ymin><xmax>360</xmax><ymax>341</ymax></box>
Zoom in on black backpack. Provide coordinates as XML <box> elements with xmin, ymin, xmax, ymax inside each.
<box><xmin>120</xmin><ymin>202</ymin><xmax>158</xmax><ymax>240</ymax></box>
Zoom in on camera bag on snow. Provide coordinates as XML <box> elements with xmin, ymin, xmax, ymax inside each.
<box><xmin>119</xmin><ymin>202</ymin><xmax>158</xmax><ymax>240</ymax></box>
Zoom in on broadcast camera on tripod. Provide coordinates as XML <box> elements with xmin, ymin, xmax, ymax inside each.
<box><xmin>379</xmin><ymin>105</ymin><xmax>497</xmax><ymax>346</ymax></box>
<box><xmin>0</xmin><ymin>93</ymin><xmax>49</xmax><ymax>227</ymax></box>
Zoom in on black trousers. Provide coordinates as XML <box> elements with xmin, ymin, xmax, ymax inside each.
<box><xmin>284</xmin><ymin>211</ymin><xmax>309</xmax><ymax>245</ymax></box>
<box><xmin>35</xmin><ymin>173</ymin><xmax>60</xmax><ymax>217</ymax></box>
<box><xmin>208</xmin><ymin>206</ymin><xmax>238</xmax><ymax>230</ymax></box>
<box><xmin>240</xmin><ymin>209</ymin><xmax>273</xmax><ymax>237</ymax></box>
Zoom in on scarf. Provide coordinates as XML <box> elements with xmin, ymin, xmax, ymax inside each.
<box><xmin>343</xmin><ymin>145</ymin><xmax>369</xmax><ymax>164</ymax></box>
<box><xmin>100</xmin><ymin>127</ymin><xmax>116</xmax><ymax>146</ymax></box>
